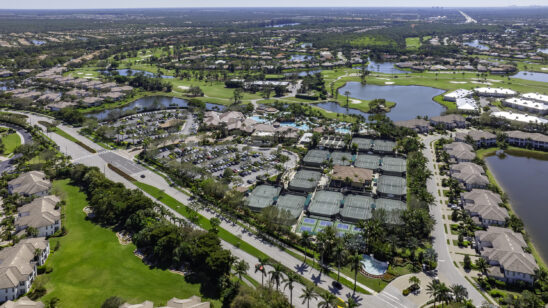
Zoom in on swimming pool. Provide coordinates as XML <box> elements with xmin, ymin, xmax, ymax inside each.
<box><xmin>280</xmin><ymin>122</ymin><xmax>310</xmax><ymax>130</ymax></box>
<box><xmin>250</xmin><ymin>116</ymin><xmax>268</xmax><ymax>123</ymax></box>
<box><xmin>361</xmin><ymin>255</ymin><xmax>388</xmax><ymax>276</ymax></box>
<box><xmin>335</xmin><ymin>127</ymin><xmax>351</xmax><ymax>134</ymax></box>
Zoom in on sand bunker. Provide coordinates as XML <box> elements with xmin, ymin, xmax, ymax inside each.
<box><xmin>450</xmin><ymin>81</ymin><xmax>467</xmax><ymax>84</ymax></box>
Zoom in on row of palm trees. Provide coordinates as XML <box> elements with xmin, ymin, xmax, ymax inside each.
<box><xmin>426</xmin><ymin>280</ymin><xmax>471</xmax><ymax>307</ymax></box>
<box><xmin>243</xmin><ymin>256</ymin><xmax>360</xmax><ymax>308</ymax></box>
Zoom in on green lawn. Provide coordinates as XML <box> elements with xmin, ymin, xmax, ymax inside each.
<box><xmin>42</xmin><ymin>180</ymin><xmax>219</xmax><ymax>307</ymax></box>
<box><xmin>405</xmin><ymin>37</ymin><xmax>421</xmax><ymax>49</ymax></box>
<box><xmin>1</xmin><ymin>133</ymin><xmax>21</xmax><ymax>155</ymax></box>
<box><xmin>350</xmin><ymin>36</ymin><xmax>396</xmax><ymax>47</ymax></box>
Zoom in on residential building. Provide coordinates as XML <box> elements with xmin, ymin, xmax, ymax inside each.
<box><xmin>450</xmin><ymin>162</ymin><xmax>489</xmax><ymax>190</ymax></box>
<box><xmin>474</xmin><ymin>87</ymin><xmax>517</xmax><ymax>97</ymax></box>
<box><xmin>505</xmin><ymin>131</ymin><xmax>548</xmax><ymax>150</ymax></box>
<box><xmin>0</xmin><ymin>238</ymin><xmax>49</xmax><ymax>303</ymax></box>
<box><xmin>491</xmin><ymin>111</ymin><xmax>548</xmax><ymax>125</ymax></box>
<box><xmin>329</xmin><ymin>165</ymin><xmax>373</xmax><ymax>190</ymax></box>
<box><xmin>8</xmin><ymin>171</ymin><xmax>50</xmax><ymax>197</ymax></box>
<box><xmin>0</xmin><ymin>297</ymin><xmax>44</xmax><ymax>308</ymax></box>
<box><xmin>455</xmin><ymin>130</ymin><xmax>497</xmax><ymax>148</ymax></box>
<box><xmin>475</xmin><ymin>227</ymin><xmax>538</xmax><ymax>284</ymax></box>
<box><xmin>15</xmin><ymin>196</ymin><xmax>61</xmax><ymax>237</ymax></box>
<box><xmin>443</xmin><ymin>142</ymin><xmax>476</xmax><ymax>163</ymax></box>
<box><xmin>394</xmin><ymin>119</ymin><xmax>432</xmax><ymax>133</ymax></box>
<box><xmin>503</xmin><ymin>98</ymin><xmax>548</xmax><ymax>115</ymax></box>
<box><xmin>443</xmin><ymin>89</ymin><xmax>473</xmax><ymax>102</ymax></box>
<box><xmin>430</xmin><ymin>114</ymin><xmax>466</xmax><ymax>129</ymax></box>
<box><xmin>462</xmin><ymin>189</ymin><xmax>508</xmax><ymax>226</ymax></box>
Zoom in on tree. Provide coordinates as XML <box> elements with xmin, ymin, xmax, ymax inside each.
<box><xmin>344</xmin><ymin>91</ymin><xmax>351</xmax><ymax>108</ymax></box>
<box><xmin>235</xmin><ymin>259</ymin><xmax>249</xmax><ymax>282</ymax></box>
<box><xmin>300</xmin><ymin>285</ymin><xmax>317</xmax><ymax>308</ymax></box>
<box><xmin>318</xmin><ymin>291</ymin><xmax>337</xmax><ymax>308</ymax></box>
<box><xmin>210</xmin><ymin>217</ymin><xmax>221</xmax><ymax>233</ymax></box>
<box><xmin>463</xmin><ymin>254</ymin><xmax>472</xmax><ymax>271</ymax></box>
<box><xmin>346</xmin><ymin>297</ymin><xmax>359</xmax><ymax>308</ymax></box>
<box><xmin>475</xmin><ymin>257</ymin><xmax>489</xmax><ymax>274</ymax></box>
<box><xmin>269</xmin><ymin>263</ymin><xmax>284</xmax><ymax>291</ymax></box>
<box><xmin>101</xmin><ymin>296</ymin><xmax>125</xmax><ymax>308</ymax></box>
<box><xmin>451</xmin><ymin>284</ymin><xmax>468</xmax><ymax>303</ymax></box>
<box><xmin>283</xmin><ymin>272</ymin><xmax>298</xmax><ymax>306</ymax></box>
<box><xmin>299</xmin><ymin>231</ymin><xmax>312</xmax><ymax>264</ymax></box>
<box><xmin>255</xmin><ymin>257</ymin><xmax>269</xmax><ymax>286</ymax></box>
<box><xmin>409</xmin><ymin>276</ymin><xmax>421</xmax><ymax>289</ymax></box>
<box><xmin>426</xmin><ymin>280</ymin><xmax>441</xmax><ymax>307</ymax></box>
<box><xmin>232</xmin><ymin>88</ymin><xmax>243</xmax><ymax>105</ymax></box>
<box><xmin>349</xmin><ymin>253</ymin><xmax>362</xmax><ymax>296</ymax></box>
<box><xmin>334</xmin><ymin>242</ymin><xmax>346</xmax><ymax>282</ymax></box>
<box><xmin>46</xmin><ymin>297</ymin><xmax>60</xmax><ymax>308</ymax></box>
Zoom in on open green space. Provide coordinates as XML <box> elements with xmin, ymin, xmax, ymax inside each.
<box><xmin>405</xmin><ymin>37</ymin><xmax>421</xmax><ymax>49</ymax></box>
<box><xmin>1</xmin><ymin>132</ymin><xmax>21</xmax><ymax>155</ymax></box>
<box><xmin>350</xmin><ymin>36</ymin><xmax>397</xmax><ymax>47</ymax></box>
<box><xmin>42</xmin><ymin>180</ymin><xmax>219</xmax><ymax>308</ymax></box>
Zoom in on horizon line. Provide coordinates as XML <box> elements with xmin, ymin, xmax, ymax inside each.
<box><xmin>1</xmin><ymin>5</ymin><xmax>547</xmax><ymax>10</ymax></box>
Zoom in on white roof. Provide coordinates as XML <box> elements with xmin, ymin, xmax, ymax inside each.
<box><xmin>504</xmin><ymin>98</ymin><xmax>548</xmax><ymax>111</ymax></box>
<box><xmin>444</xmin><ymin>89</ymin><xmax>473</xmax><ymax>99</ymax></box>
<box><xmin>456</xmin><ymin>97</ymin><xmax>478</xmax><ymax>111</ymax></box>
<box><xmin>521</xmin><ymin>92</ymin><xmax>548</xmax><ymax>103</ymax></box>
<box><xmin>475</xmin><ymin>87</ymin><xmax>517</xmax><ymax>95</ymax></box>
<box><xmin>491</xmin><ymin>111</ymin><xmax>548</xmax><ymax>124</ymax></box>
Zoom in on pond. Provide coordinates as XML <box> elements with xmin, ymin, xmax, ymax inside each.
<box><xmin>463</xmin><ymin>40</ymin><xmax>489</xmax><ymax>50</ymax></box>
<box><xmin>100</xmin><ymin>69</ymin><xmax>175</xmax><ymax>79</ymax></box>
<box><xmin>31</xmin><ymin>40</ymin><xmax>46</xmax><ymax>46</ymax></box>
<box><xmin>512</xmin><ymin>71</ymin><xmax>548</xmax><ymax>83</ymax></box>
<box><xmin>317</xmin><ymin>82</ymin><xmax>445</xmax><ymax>121</ymax></box>
<box><xmin>354</xmin><ymin>59</ymin><xmax>410</xmax><ymax>74</ymax></box>
<box><xmin>87</xmin><ymin>96</ymin><xmax>225</xmax><ymax>121</ymax></box>
<box><xmin>285</xmin><ymin>70</ymin><xmax>323</xmax><ymax>77</ymax></box>
<box><xmin>485</xmin><ymin>151</ymin><xmax>548</xmax><ymax>264</ymax></box>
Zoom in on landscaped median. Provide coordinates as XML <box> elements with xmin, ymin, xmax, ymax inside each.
<box><xmin>38</xmin><ymin>121</ymin><xmax>96</xmax><ymax>154</ymax></box>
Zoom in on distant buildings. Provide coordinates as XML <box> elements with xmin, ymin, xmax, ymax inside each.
<box><xmin>491</xmin><ymin>111</ymin><xmax>548</xmax><ymax>125</ymax></box>
<box><xmin>430</xmin><ymin>114</ymin><xmax>467</xmax><ymax>129</ymax></box>
<box><xmin>474</xmin><ymin>87</ymin><xmax>516</xmax><ymax>98</ymax></box>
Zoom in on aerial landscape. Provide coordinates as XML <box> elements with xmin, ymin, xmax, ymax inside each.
<box><xmin>0</xmin><ymin>1</ymin><xmax>547</xmax><ymax>307</ymax></box>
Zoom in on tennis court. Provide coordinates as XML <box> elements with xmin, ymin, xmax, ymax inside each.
<box><xmin>352</xmin><ymin>137</ymin><xmax>374</xmax><ymax>152</ymax></box>
<box><xmin>330</xmin><ymin>151</ymin><xmax>353</xmax><ymax>166</ymax></box>
<box><xmin>288</xmin><ymin>170</ymin><xmax>322</xmax><ymax>192</ymax></box>
<box><xmin>354</xmin><ymin>154</ymin><xmax>381</xmax><ymax>170</ymax></box>
<box><xmin>246</xmin><ymin>185</ymin><xmax>281</xmax><ymax>211</ymax></box>
<box><xmin>303</xmin><ymin>149</ymin><xmax>330</xmax><ymax>166</ymax></box>
<box><xmin>308</xmin><ymin>191</ymin><xmax>343</xmax><ymax>218</ymax></box>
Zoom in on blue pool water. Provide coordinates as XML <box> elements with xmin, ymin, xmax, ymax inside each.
<box><xmin>335</xmin><ymin>127</ymin><xmax>351</xmax><ymax>134</ymax></box>
<box><xmin>280</xmin><ymin>122</ymin><xmax>310</xmax><ymax>130</ymax></box>
<box><xmin>303</xmin><ymin>218</ymin><xmax>316</xmax><ymax>225</ymax></box>
<box><xmin>361</xmin><ymin>255</ymin><xmax>388</xmax><ymax>276</ymax></box>
<box><xmin>463</xmin><ymin>40</ymin><xmax>489</xmax><ymax>50</ymax></box>
<box><xmin>250</xmin><ymin>116</ymin><xmax>268</xmax><ymax>123</ymax></box>
<box><xmin>290</xmin><ymin>55</ymin><xmax>313</xmax><ymax>62</ymax></box>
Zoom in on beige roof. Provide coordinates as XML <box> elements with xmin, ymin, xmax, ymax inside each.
<box><xmin>8</xmin><ymin>171</ymin><xmax>51</xmax><ymax>195</ymax></box>
<box><xmin>0</xmin><ymin>239</ymin><xmax>48</xmax><ymax>288</ymax></box>
<box><xmin>120</xmin><ymin>301</ymin><xmax>154</xmax><ymax>308</ymax></box>
<box><xmin>462</xmin><ymin>189</ymin><xmax>502</xmax><ymax>206</ymax></box>
<box><xmin>451</xmin><ymin>162</ymin><xmax>485</xmax><ymax>175</ymax></box>
<box><xmin>332</xmin><ymin>166</ymin><xmax>373</xmax><ymax>183</ymax></box>
<box><xmin>430</xmin><ymin>114</ymin><xmax>465</xmax><ymax>124</ymax></box>
<box><xmin>506</xmin><ymin>130</ymin><xmax>548</xmax><ymax>143</ymax></box>
<box><xmin>0</xmin><ymin>297</ymin><xmax>44</xmax><ymax>308</ymax></box>
<box><xmin>465</xmin><ymin>202</ymin><xmax>509</xmax><ymax>222</ymax></box>
<box><xmin>16</xmin><ymin>195</ymin><xmax>61</xmax><ymax>229</ymax></box>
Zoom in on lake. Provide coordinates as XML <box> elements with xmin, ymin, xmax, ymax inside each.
<box><xmin>464</xmin><ymin>40</ymin><xmax>489</xmax><ymax>50</ymax></box>
<box><xmin>318</xmin><ymin>82</ymin><xmax>445</xmax><ymax>121</ymax></box>
<box><xmin>512</xmin><ymin>71</ymin><xmax>548</xmax><ymax>83</ymax></box>
<box><xmin>485</xmin><ymin>151</ymin><xmax>548</xmax><ymax>264</ymax></box>
<box><xmin>87</xmin><ymin>96</ymin><xmax>225</xmax><ymax>121</ymax></box>
<box><xmin>354</xmin><ymin>59</ymin><xmax>410</xmax><ymax>74</ymax></box>
<box><xmin>100</xmin><ymin>69</ymin><xmax>175</xmax><ymax>79</ymax></box>
<box><xmin>290</xmin><ymin>55</ymin><xmax>313</xmax><ymax>62</ymax></box>
<box><xmin>285</xmin><ymin>70</ymin><xmax>323</xmax><ymax>77</ymax></box>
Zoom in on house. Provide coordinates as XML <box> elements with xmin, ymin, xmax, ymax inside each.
<box><xmin>330</xmin><ymin>166</ymin><xmax>373</xmax><ymax>190</ymax></box>
<box><xmin>443</xmin><ymin>89</ymin><xmax>473</xmax><ymax>102</ymax></box>
<box><xmin>443</xmin><ymin>142</ymin><xmax>475</xmax><ymax>163</ymax></box>
<box><xmin>0</xmin><ymin>238</ymin><xmax>49</xmax><ymax>303</ymax></box>
<box><xmin>505</xmin><ymin>131</ymin><xmax>548</xmax><ymax>150</ymax></box>
<box><xmin>394</xmin><ymin>119</ymin><xmax>432</xmax><ymax>133</ymax></box>
<box><xmin>0</xmin><ymin>297</ymin><xmax>44</xmax><ymax>308</ymax></box>
<box><xmin>450</xmin><ymin>162</ymin><xmax>489</xmax><ymax>191</ymax></box>
<box><xmin>15</xmin><ymin>195</ymin><xmax>61</xmax><ymax>237</ymax></box>
<box><xmin>474</xmin><ymin>87</ymin><xmax>516</xmax><ymax>98</ymax></box>
<box><xmin>503</xmin><ymin>98</ymin><xmax>548</xmax><ymax>115</ymax></box>
<box><xmin>430</xmin><ymin>114</ymin><xmax>466</xmax><ymax>129</ymax></box>
<box><xmin>455</xmin><ymin>130</ymin><xmax>497</xmax><ymax>148</ymax></box>
<box><xmin>462</xmin><ymin>189</ymin><xmax>508</xmax><ymax>226</ymax></box>
<box><xmin>8</xmin><ymin>171</ymin><xmax>51</xmax><ymax>197</ymax></box>
<box><xmin>475</xmin><ymin>227</ymin><xmax>538</xmax><ymax>284</ymax></box>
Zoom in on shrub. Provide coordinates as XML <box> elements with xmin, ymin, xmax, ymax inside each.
<box><xmin>402</xmin><ymin>288</ymin><xmax>410</xmax><ymax>296</ymax></box>
<box><xmin>37</xmin><ymin>265</ymin><xmax>53</xmax><ymax>274</ymax></box>
<box><xmin>489</xmin><ymin>289</ymin><xmax>505</xmax><ymax>298</ymax></box>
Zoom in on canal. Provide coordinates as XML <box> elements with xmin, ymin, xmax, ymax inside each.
<box><xmin>485</xmin><ymin>150</ymin><xmax>548</xmax><ymax>264</ymax></box>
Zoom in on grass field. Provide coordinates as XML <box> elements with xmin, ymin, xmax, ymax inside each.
<box><xmin>350</xmin><ymin>36</ymin><xmax>396</xmax><ymax>47</ymax></box>
<box><xmin>405</xmin><ymin>37</ymin><xmax>421</xmax><ymax>49</ymax></box>
<box><xmin>42</xmin><ymin>180</ymin><xmax>219</xmax><ymax>308</ymax></box>
<box><xmin>1</xmin><ymin>132</ymin><xmax>21</xmax><ymax>155</ymax></box>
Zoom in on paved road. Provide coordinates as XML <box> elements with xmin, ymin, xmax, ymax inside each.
<box><xmin>421</xmin><ymin>134</ymin><xmax>485</xmax><ymax>306</ymax></box>
<box><xmin>23</xmin><ymin>111</ymin><xmax>418</xmax><ymax>307</ymax></box>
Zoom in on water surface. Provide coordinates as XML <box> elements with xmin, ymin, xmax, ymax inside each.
<box><xmin>512</xmin><ymin>71</ymin><xmax>548</xmax><ymax>83</ymax></box>
<box><xmin>464</xmin><ymin>40</ymin><xmax>489</xmax><ymax>50</ymax></box>
<box><xmin>485</xmin><ymin>151</ymin><xmax>548</xmax><ymax>264</ymax></box>
<box><xmin>100</xmin><ymin>69</ymin><xmax>174</xmax><ymax>79</ymax></box>
<box><xmin>319</xmin><ymin>82</ymin><xmax>445</xmax><ymax>121</ymax></box>
<box><xmin>354</xmin><ymin>59</ymin><xmax>410</xmax><ymax>74</ymax></box>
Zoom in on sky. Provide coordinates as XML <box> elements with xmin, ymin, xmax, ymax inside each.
<box><xmin>1</xmin><ymin>0</ymin><xmax>546</xmax><ymax>9</ymax></box>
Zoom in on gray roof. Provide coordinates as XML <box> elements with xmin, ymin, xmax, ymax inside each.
<box><xmin>16</xmin><ymin>195</ymin><xmax>60</xmax><ymax>229</ymax></box>
<box><xmin>330</xmin><ymin>151</ymin><xmax>353</xmax><ymax>166</ymax></box>
<box><xmin>462</xmin><ymin>189</ymin><xmax>502</xmax><ymax>206</ymax></box>
<box><xmin>373</xmin><ymin>140</ymin><xmax>396</xmax><ymax>153</ymax></box>
<box><xmin>0</xmin><ymin>297</ymin><xmax>45</xmax><ymax>308</ymax></box>
<box><xmin>340</xmin><ymin>195</ymin><xmax>374</xmax><ymax>221</ymax></box>
<box><xmin>377</xmin><ymin>175</ymin><xmax>407</xmax><ymax>196</ymax></box>
<box><xmin>303</xmin><ymin>150</ymin><xmax>330</xmax><ymax>165</ymax></box>
<box><xmin>506</xmin><ymin>130</ymin><xmax>548</xmax><ymax>143</ymax></box>
<box><xmin>352</xmin><ymin>138</ymin><xmax>373</xmax><ymax>151</ymax></box>
<box><xmin>246</xmin><ymin>185</ymin><xmax>281</xmax><ymax>211</ymax></box>
<box><xmin>354</xmin><ymin>154</ymin><xmax>381</xmax><ymax>170</ymax></box>
<box><xmin>8</xmin><ymin>171</ymin><xmax>50</xmax><ymax>195</ymax></box>
<box><xmin>374</xmin><ymin>198</ymin><xmax>406</xmax><ymax>224</ymax></box>
<box><xmin>275</xmin><ymin>194</ymin><xmax>307</xmax><ymax>219</ymax></box>
<box><xmin>380</xmin><ymin>157</ymin><xmax>406</xmax><ymax>174</ymax></box>
<box><xmin>0</xmin><ymin>238</ymin><xmax>48</xmax><ymax>289</ymax></box>
<box><xmin>308</xmin><ymin>191</ymin><xmax>343</xmax><ymax>217</ymax></box>
<box><xmin>289</xmin><ymin>170</ymin><xmax>322</xmax><ymax>191</ymax></box>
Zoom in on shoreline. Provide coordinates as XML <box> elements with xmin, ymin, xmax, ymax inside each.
<box><xmin>476</xmin><ymin>146</ymin><xmax>548</xmax><ymax>269</ymax></box>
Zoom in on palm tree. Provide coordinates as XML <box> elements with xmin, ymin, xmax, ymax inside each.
<box><xmin>349</xmin><ymin>253</ymin><xmax>362</xmax><ymax>296</ymax></box>
<box><xmin>300</xmin><ymin>231</ymin><xmax>312</xmax><ymax>264</ymax></box>
<box><xmin>299</xmin><ymin>285</ymin><xmax>317</xmax><ymax>308</ymax></box>
<box><xmin>451</xmin><ymin>284</ymin><xmax>468</xmax><ymax>303</ymax></box>
<box><xmin>255</xmin><ymin>257</ymin><xmax>269</xmax><ymax>286</ymax></box>
<box><xmin>344</xmin><ymin>91</ymin><xmax>351</xmax><ymax>108</ymax></box>
<box><xmin>426</xmin><ymin>280</ymin><xmax>441</xmax><ymax>307</ymax></box>
<box><xmin>409</xmin><ymin>276</ymin><xmax>421</xmax><ymax>289</ymax></box>
<box><xmin>269</xmin><ymin>263</ymin><xmax>284</xmax><ymax>291</ymax></box>
<box><xmin>437</xmin><ymin>282</ymin><xmax>452</xmax><ymax>306</ymax></box>
<box><xmin>475</xmin><ymin>257</ymin><xmax>489</xmax><ymax>274</ymax></box>
<box><xmin>318</xmin><ymin>291</ymin><xmax>337</xmax><ymax>308</ymax></box>
<box><xmin>234</xmin><ymin>259</ymin><xmax>249</xmax><ymax>283</ymax></box>
<box><xmin>283</xmin><ymin>272</ymin><xmax>298</xmax><ymax>306</ymax></box>
<box><xmin>346</xmin><ymin>297</ymin><xmax>359</xmax><ymax>308</ymax></box>
<box><xmin>334</xmin><ymin>243</ymin><xmax>346</xmax><ymax>282</ymax></box>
